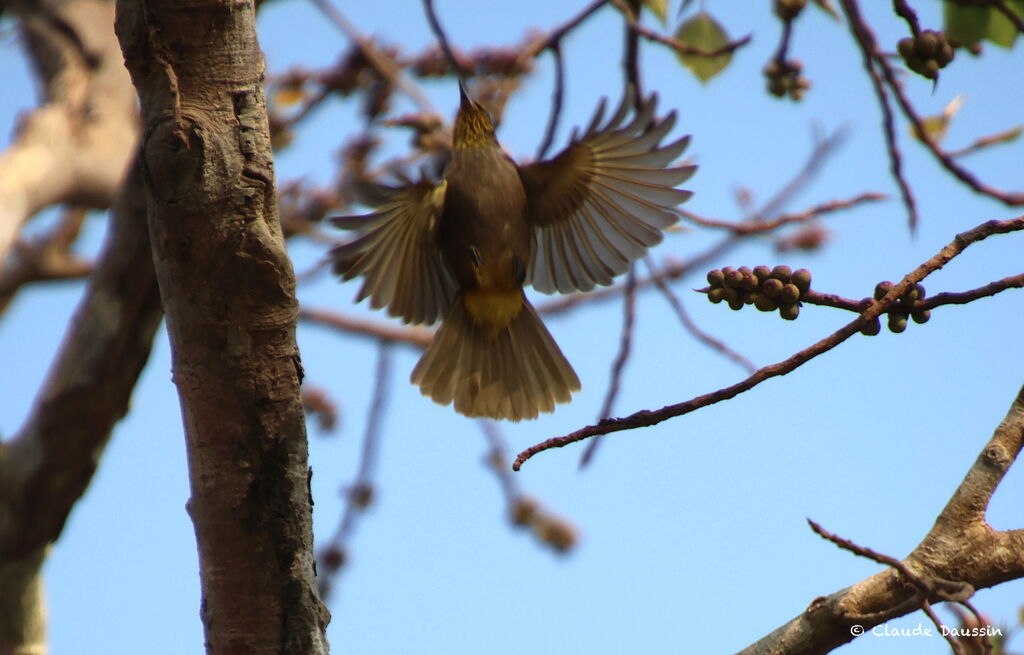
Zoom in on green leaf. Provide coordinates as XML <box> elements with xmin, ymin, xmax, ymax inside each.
<box><xmin>944</xmin><ymin>0</ymin><xmax>1020</xmax><ymax>48</ymax></box>
<box><xmin>673</xmin><ymin>11</ymin><xmax>733</xmax><ymax>84</ymax></box>
<box><xmin>944</xmin><ymin>2</ymin><xmax>991</xmax><ymax>47</ymax></box>
<box><xmin>642</xmin><ymin>0</ymin><xmax>668</xmax><ymax>24</ymax></box>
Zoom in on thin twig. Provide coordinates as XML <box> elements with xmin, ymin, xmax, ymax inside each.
<box><xmin>679</xmin><ymin>192</ymin><xmax>886</xmax><ymax>234</ymax></box>
<box><xmin>846</xmin><ymin>0</ymin><xmax>1024</xmax><ymax>209</ymax></box>
<box><xmin>309</xmin><ymin>0</ymin><xmax>436</xmax><ymax>112</ymax></box>
<box><xmin>318</xmin><ymin>342</ymin><xmax>392</xmax><ymax>600</ymax></box>
<box><xmin>790</xmin><ymin>272</ymin><xmax>1024</xmax><ymax>314</ymax></box>
<box><xmin>579</xmin><ymin>267</ymin><xmax>637</xmax><ymax>468</ymax></box>
<box><xmin>841</xmin><ymin>0</ymin><xmax>920</xmax><ymax>231</ymax></box>
<box><xmin>614</xmin><ymin>0</ymin><xmax>752</xmax><ymax>58</ymax></box>
<box><xmin>300</xmin><ymin>306</ymin><xmax>433</xmax><ymax>349</ymax></box>
<box><xmin>645</xmin><ymin>256</ymin><xmax>757</xmax><ymax>374</ymax></box>
<box><xmin>891</xmin><ymin>0</ymin><xmax>922</xmax><ymax>38</ymax></box>
<box><xmin>536</xmin><ymin>42</ymin><xmax>565</xmax><ymax>160</ymax></box>
<box><xmin>757</xmin><ymin>127</ymin><xmax>850</xmax><ymax>221</ymax></box>
<box><xmin>807</xmin><ymin>519</ymin><xmax>973</xmax><ymax>655</ymax></box>
<box><xmin>513</xmin><ymin>216</ymin><xmax>1024</xmax><ymax>469</ymax></box>
<box><xmin>422</xmin><ymin>0</ymin><xmax>464</xmax><ymax>77</ymax></box>
<box><xmin>945</xmin><ymin>126</ymin><xmax>1023</xmax><ymax>159</ymax></box>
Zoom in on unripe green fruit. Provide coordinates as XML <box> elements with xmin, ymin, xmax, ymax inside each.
<box><xmin>860</xmin><ymin>317</ymin><xmax>882</xmax><ymax>336</ymax></box>
<box><xmin>754</xmin><ymin>295</ymin><xmax>778</xmax><ymax>312</ymax></box>
<box><xmin>728</xmin><ymin>297</ymin><xmax>744</xmax><ymax>311</ymax></box>
<box><xmin>771</xmin><ymin>265</ymin><xmax>792</xmax><ymax>282</ymax></box>
<box><xmin>917</xmin><ymin>30</ymin><xmax>941</xmax><ymax>56</ymax></box>
<box><xmin>911</xmin><ymin>308</ymin><xmax>931</xmax><ymax>324</ymax></box>
<box><xmin>761</xmin><ymin>278</ymin><xmax>784</xmax><ymax>298</ymax></box>
<box><xmin>753</xmin><ymin>265</ymin><xmax>772</xmax><ymax>282</ymax></box>
<box><xmin>921</xmin><ymin>59</ymin><xmax>940</xmax><ymax>79</ymax></box>
<box><xmin>792</xmin><ymin>268</ymin><xmax>812</xmax><ymax>293</ymax></box>
<box><xmin>779</xmin><ymin>283</ymin><xmax>801</xmax><ymax>304</ymax></box>
<box><xmin>888</xmin><ymin>313</ymin><xmax>908</xmax><ymax>333</ymax></box>
<box><xmin>898</xmin><ymin>37</ymin><xmax>916</xmax><ymax>59</ymax></box>
<box><xmin>725</xmin><ymin>269</ymin><xmax>745</xmax><ymax>288</ymax></box>
<box><xmin>708</xmin><ymin>287</ymin><xmax>726</xmax><ymax>304</ymax></box>
<box><xmin>936</xmin><ymin>42</ymin><xmax>954</xmax><ymax>66</ymax></box>
<box><xmin>707</xmin><ymin>269</ymin><xmax>725</xmax><ymax>287</ymax></box>
<box><xmin>740</xmin><ymin>273</ymin><xmax>760</xmax><ymax>291</ymax></box>
<box><xmin>779</xmin><ymin>303</ymin><xmax>799</xmax><ymax>320</ymax></box>
<box><xmin>743</xmin><ymin>291</ymin><xmax>758</xmax><ymax>305</ymax></box>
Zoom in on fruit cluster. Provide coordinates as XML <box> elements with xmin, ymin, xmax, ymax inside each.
<box><xmin>774</xmin><ymin>0</ymin><xmax>806</xmax><ymax>21</ymax></box>
<box><xmin>861</xmin><ymin>281</ymin><xmax>931</xmax><ymax>335</ymax></box>
<box><xmin>705</xmin><ymin>265</ymin><xmax>811</xmax><ymax>321</ymax></box>
<box><xmin>764</xmin><ymin>58</ymin><xmax>810</xmax><ymax>101</ymax></box>
<box><xmin>897</xmin><ymin>30</ymin><xmax>954</xmax><ymax>80</ymax></box>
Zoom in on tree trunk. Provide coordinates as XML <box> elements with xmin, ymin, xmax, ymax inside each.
<box><xmin>114</xmin><ymin>2</ymin><xmax>330</xmax><ymax>652</ymax></box>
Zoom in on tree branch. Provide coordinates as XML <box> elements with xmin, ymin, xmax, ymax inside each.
<box><xmin>115</xmin><ymin>0</ymin><xmax>330</xmax><ymax>650</ymax></box>
<box><xmin>514</xmin><ymin>216</ymin><xmax>1024</xmax><ymax>470</ymax></box>
<box><xmin>0</xmin><ymin>0</ymin><xmax>138</xmax><ymax>266</ymax></box>
<box><xmin>735</xmin><ymin>383</ymin><xmax>1024</xmax><ymax>655</ymax></box>
<box><xmin>0</xmin><ymin>158</ymin><xmax>161</xmax><ymax>651</ymax></box>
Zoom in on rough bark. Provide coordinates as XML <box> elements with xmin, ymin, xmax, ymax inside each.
<box><xmin>114</xmin><ymin>1</ymin><xmax>330</xmax><ymax>653</ymax></box>
<box><xmin>737</xmin><ymin>384</ymin><xmax>1024</xmax><ymax>655</ymax></box>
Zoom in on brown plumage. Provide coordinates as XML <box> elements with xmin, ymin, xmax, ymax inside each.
<box><xmin>331</xmin><ymin>84</ymin><xmax>695</xmax><ymax>421</ymax></box>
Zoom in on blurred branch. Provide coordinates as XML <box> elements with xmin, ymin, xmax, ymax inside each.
<box><xmin>0</xmin><ymin>0</ymin><xmax>138</xmax><ymax>268</ymax></box>
<box><xmin>309</xmin><ymin>0</ymin><xmax>436</xmax><ymax>112</ymax></box>
<box><xmin>481</xmin><ymin>421</ymin><xmax>578</xmax><ymax>554</ymax></box>
<box><xmin>679</xmin><ymin>192</ymin><xmax>886</xmax><ymax>234</ymax></box>
<box><xmin>0</xmin><ymin>159</ymin><xmax>161</xmax><ymax>649</ymax></box>
<box><xmin>317</xmin><ymin>342</ymin><xmax>393</xmax><ymax>600</ymax></box>
<box><xmin>0</xmin><ymin>207</ymin><xmax>92</xmax><ymax>317</ymax></box>
<box><xmin>300</xmin><ymin>305</ymin><xmax>433</xmax><ymax>349</ymax></box>
<box><xmin>946</xmin><ymin>126</ymin><xmax>1023</xmax><ymax>159</ymax></box>
<box><xmin>422</xmin><ymin>0</ymin><xmax>464</xmax><ymax>76</ymax></box>
<box><xmin>514</xmin><ymin>216</ymin><xmax>1024</xmax><ymax>469</ymax></box>
<box><xmin>842</xmin><ymin>0</ymin><xmax>1024</xmax><ymax>219</ymax></box>
<box><xmin>842</xmin><ymin>0</ymin><xmax>920</xmax><ymax>231</ymax></box>
<box><xmin>646</xmin><ymin>256</ymin><xmax>757</xmax><ymax>374</ymax></box>
<box><xmin>613</xmin><ymin>0</ymin><xmax>752</xmax><ymax>58</ymax></box>
<box><xmin>579</xmin><ymin>268</ymin><xmax>637</xmax><ymax>468</ymax></box>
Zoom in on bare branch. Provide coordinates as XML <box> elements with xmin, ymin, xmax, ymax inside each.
<box><xmin>735</xmin><ymin>384</ymin><xmax>1024</xmax><ymax>655</ymax></box>
<box><xmin>300</xmin><ymin>305</ymin><xmax>433</xmax><ymax>349</ymax></box>
<box><xmin>579</xmin><ymin>268</ymin><xmax>637</xmax><ymax>468</ymax></box>
<box><xmin>514</xmin><ymin>216</ymin><xmax>1024</xmax><ymax>470</ymax></box>
<box><xmin>0</xmin><ymin>0</ymin><xmax>138</xmax><ymax>265</ymax></box>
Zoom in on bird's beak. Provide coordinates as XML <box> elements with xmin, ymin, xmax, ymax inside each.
<box><xmin>458</xmin><ymin>80</ymin><xmax>473</xmax><ymax>112</ymax></box>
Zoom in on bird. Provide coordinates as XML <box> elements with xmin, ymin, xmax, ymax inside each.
<box><xmin>331</xmin><ymin>82</ymin><xmax>695</xmax><ymax>421</ymax></box>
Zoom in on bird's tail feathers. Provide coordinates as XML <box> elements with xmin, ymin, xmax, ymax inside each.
<box><xmin>411</xmin><ymin>295</ymin><xmax>580</xmax><ymax>421</ymax></box>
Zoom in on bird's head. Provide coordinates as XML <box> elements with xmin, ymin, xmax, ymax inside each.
<box><xmin>453</xmin><ymin>82</ymin><xmax>497</xmax><ymax>150</ymax></box>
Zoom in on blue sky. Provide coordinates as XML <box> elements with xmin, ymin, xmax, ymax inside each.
<box><xmin>2</xmin><ymin>1</ymin><xmax>1023</xmax><ymax>653</ymax></box>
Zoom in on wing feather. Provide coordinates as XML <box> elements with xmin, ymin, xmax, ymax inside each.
<box><xmin>519</xmin><ymin>92</ymin><xmax>696</xmax><ymax>294</ymax></box>
<box><xmin>330</xmin><ymin>180</ymin><xmax>456</xmax><ymax>325</ymax></box>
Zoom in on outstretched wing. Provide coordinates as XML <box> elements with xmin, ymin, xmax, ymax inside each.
<box><xmin>330</xmin><ymin>180</ymin><xmax>456</xmax><ymax>325</ymax></box>
<box><xmin>518</xmin><ymin>91</ymin><xmax>696</xmax><ymax>295</ymax></box>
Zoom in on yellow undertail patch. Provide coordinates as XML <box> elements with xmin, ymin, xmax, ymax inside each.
<box><xmin>463</xmin><ymin>289</ymin><xmax>523</xmax><ymax>338</ymax></box>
